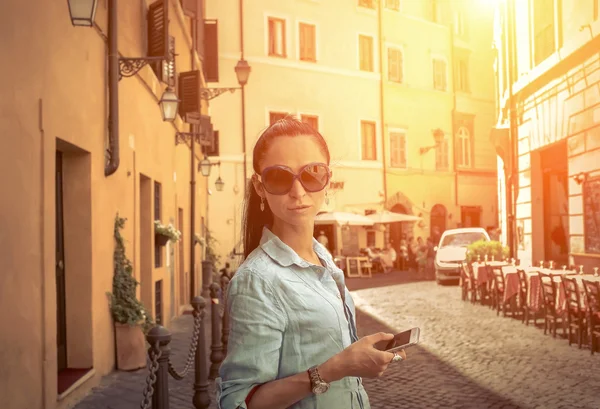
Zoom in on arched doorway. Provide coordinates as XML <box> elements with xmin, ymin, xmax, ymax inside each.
<box><xmin>430</xmin><ymin>204</ymin><xmax>447</xmax><ymax>244</ymax></box>
<box><xmin>390</xmin><ymin>204</ymin><xmax>409</xmax><ymax>247</ymax></box>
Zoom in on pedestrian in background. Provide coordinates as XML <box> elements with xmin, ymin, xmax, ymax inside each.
<box><xmin>216</xmin><ymin>117</ymin><xmax>406</xmax><ymax>409</ymax></box>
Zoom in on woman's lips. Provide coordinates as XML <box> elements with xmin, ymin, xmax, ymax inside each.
<box><xmin>289</xmin><ymin>205</ymin><xmax>311</xmax><ymax>212</ymax></box>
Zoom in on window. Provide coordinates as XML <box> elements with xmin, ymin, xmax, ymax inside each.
<box><xmin>359</xmin><ymin>0</ymin><xmax>376</xmax><ymax>9</ymax></box>
<box><xmin>435</xmin><ymin>137</ymin><xmax>449</xmax><ymax>170</ymax></box>
<box><xmin>532</xmin><ymin>0</ymin><xmax>556</xmax><ymax>66</ymax></box>
<box><xmin>361</xmin><ymin>121</ymin><xmax>377</xmax><ymax>160</ymax></box>
<box><xmin>389</xmin><ymin>131</ymin><xmax>407</xmax><ymax>168</ymax></box>
<box><xmin>299</xmin><ymin>23</ymin><xmax>316</xmax><ymax>62</ymax></box>
<box><xmin>269</xmin><ymin>111</ymin><xmax>288</xmax><ymax>124</ymax></box>
<box><xmin>453</xmin><ymin>11</ymin><xmax>468</xmax><ymax>38</ymax></box>
<box><xmin>426</xmin><ymin>0</ymin><xmax>439</xmax><ymax>23</ymax></box>
<box><xmin>456</xmin><ymin>127</ymin><xmax>472</xmax><ymax>167</ymax></box>
<box><xmin>359</xmin><ymin>35</ymin><xmax>374</xmax><ymax>72</ymax></box>
<box><xmin>385</xmin><ymin>0</ymin><xmax>400</xmax><ymax>11</ymax></box>
<box><xmin>388</xmin><ymin>47</ymin><xmax>404</xmax><ymax>83</ymax></box>
<box><xmin>154</xmin><ymin>181</ymin><xmax>162</xmax><ymax>268</ymax></box>
<box><xmin>268</xmin><ymin>17</ymin><xmax>286</xmax><ymax>57</ymax></box>
<box><xmin>432</xmin><ymin>58</ymin><xmax>447</xmax><ymax>91</ymax></box>
<box><xmin>455</xmin><ymin>56</ymin><xmax>469</xmax><ymax>92</ymax></box>
<box><xmin>301</xmin><ymin>114</ymin><xmax>319</xmax><ymax>131</ymax></box>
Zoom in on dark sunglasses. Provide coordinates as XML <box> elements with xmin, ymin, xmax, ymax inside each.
<box><xmin>259</xmin><ymin>162</ymin><xmax>331</xmax><ymax>195</ymax></box>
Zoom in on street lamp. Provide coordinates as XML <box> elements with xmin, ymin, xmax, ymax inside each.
<box><xmin>419</xmin><ymin>128</ymin><xmax>446</xmax><ymax>155</ymax></box>
<box><xmin>215</xmin><ymin>176</ymin><xmax>225</xmax><ymax>192</ymax></box>
<box><xmin>158</xmin><ymin>87</ymin><xmax>180</xmax><ymax>122</ymax></box>
<box><xmin>67</xmin><ymin>0</ymin><xmax>98</xmax><ymax>27</ymax></box>
<box><xmin>199</xmin><ymin>156</ymin><xmax>212</xmax><ymax>177</ymax></box>
<box><xmin>235</xmin><ymin>59</ymin><xmax>251</xmax><ymax>87</ymax></box>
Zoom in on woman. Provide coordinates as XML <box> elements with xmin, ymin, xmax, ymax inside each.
<box><xmin>216</xmin><ymin>118</ymin><xmax>406</xmax><ymax>409</ymax></box>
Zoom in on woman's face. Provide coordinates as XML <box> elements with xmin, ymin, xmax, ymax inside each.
<box><xmin>253</xmin><ymin>135</ymin><xmax>329</xmax><ymax>229</ymax></box>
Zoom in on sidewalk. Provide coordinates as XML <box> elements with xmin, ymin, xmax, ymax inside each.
<box><xmin>74</xmin><ymin>309</ymin><xmax>218</xmax><ymax>409</ymax></box>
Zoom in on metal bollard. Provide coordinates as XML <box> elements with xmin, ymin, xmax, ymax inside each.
<box><xmin>201</xmin><ymin>260</ymin><xmax>212</xmax><ymax>298</ymax></box>
<box><xmin>209</xmin><ymin>283</ymin><xmax>224</xmax><ymax>379</ymax></box>
<box><xmin>146</xmin><ymin>326</ymin><xmax>172</xmax><ymax>409</ymax></box>
<box><xmin>192</xmin><ymin>296</ymin><xmax>210</xmax><ymax>409</ymax></box>
<box><xmin>221</xmin><ymin>276</ymin><xmax>230</xmax><ymax>357</ymax></box>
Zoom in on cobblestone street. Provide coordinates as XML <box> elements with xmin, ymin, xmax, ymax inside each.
<box><xmin>73</xmin><ymin>271</ymin><xmax>600</xmax><ymax>409</ymax></box>
<box><xmin>349</xmin><ymin>272</ymin><xmax>600</xmax><ymax>409</ymax></box>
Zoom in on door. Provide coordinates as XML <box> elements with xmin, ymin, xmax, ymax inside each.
<box><xmin>461</xmin><ymin>206</ymin><xmax>481</xmax><ymax>228</ymax></box>
<box><xmin>178</xmin><ymin>208</ymin><xmax>185</xmax><ymax>306</ymax></box>
<box><xmin>55</xmin><ymin>152</ymin><xmax>67</xmax><ymax>372</ymax></box>
<box><xmin>430</xmin><ymin>204</ymin><xmax>447</xmax><ymax>241</ymax></box>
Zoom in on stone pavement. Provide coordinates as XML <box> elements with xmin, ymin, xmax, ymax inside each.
<box><xmin>348</xmin><ymin>271</ymin><xmax>600</xmax><ymax>409</ymax></box>
<box><xmin>74</xmin><ymin>271</ymin><xmax>600</xmax><ymax>409</ymax></box>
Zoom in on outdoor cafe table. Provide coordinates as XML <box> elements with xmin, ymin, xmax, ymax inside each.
<box><xmin>472</xmin><ymin>261</ymin><xmax>509</xmax><ymax>286</ymax></box>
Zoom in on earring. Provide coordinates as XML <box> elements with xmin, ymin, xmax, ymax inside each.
<box><xmin>260</xmin><ymin>197</ymin><xmax>265</xmax><ymax>212</ymax></box>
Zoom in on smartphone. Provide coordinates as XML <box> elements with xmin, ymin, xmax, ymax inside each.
<box><xmin>378</xmin><ymin>327</ymin><xmax>420</xmax><ymax>353</ymax></box>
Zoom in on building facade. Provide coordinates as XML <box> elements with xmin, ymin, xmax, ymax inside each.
<box><xmin>493</xmin><ymin>0</ymin><xmax>600</xmax><ymax>269</ymax></box>
<box><xmin>380</xmin><ymin>0</ymin><xmax>498</xmax><ymax>244</ymax></box>
<box><xmin>206</xmin><ymin>0</ymin><xmax>498</xmax><ymax>263</ymax></box>
<box><xmin>0</xmin><ymin>0</ymin><xmax>218</xmax><ymax>408</ymax></box>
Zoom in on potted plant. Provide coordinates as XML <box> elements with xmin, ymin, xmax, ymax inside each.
<box><xmin>465</xmin><ymin>240</ymin><xmax>509</xmax><ymax>264</ymax></box>
<box><xmin>107</xmin><ymin>214</ymin><xmax>154</xmax><ymax>371</ymax></box>
<box><xmin>154</xmin><ymin>220</ymin><xmax>181</xmax><ymax>246</ymax></box>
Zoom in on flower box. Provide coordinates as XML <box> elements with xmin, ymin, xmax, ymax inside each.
<box><xmin>155</xmin><ymin>232</ymin><xmax>170</xmax><ymax>247</ymax></box>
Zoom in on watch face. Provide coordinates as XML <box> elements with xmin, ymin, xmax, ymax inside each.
<box><xmin>313</xmin><ymin>383</ymin><xmax>330</xmax><ymax>395</ymax></box>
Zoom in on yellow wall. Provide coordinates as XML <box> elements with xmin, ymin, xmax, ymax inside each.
<box><xmin>207</xmin><ymin>0</ymin><xmax>385</xmax><ymax>263</ymax></box>
<box><xmin>0</xmin><ymin>1</ymin><xmax>211</xmax><ymax>408</ymax></box>
<box><xmin>382</xmin><ymin>1</ymin><xmax>498</xmax><ymax>239</ymax></box>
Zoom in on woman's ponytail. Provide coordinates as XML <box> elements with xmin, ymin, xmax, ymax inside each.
<box><xmin>242</xmin><ymin>178</ymin><xmax>273</xmax><ymax>259</ymax></box>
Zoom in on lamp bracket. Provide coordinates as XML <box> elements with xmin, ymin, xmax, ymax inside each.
<box><xmin>175</xmin><ymin>132</ymin><xmax>212</xmax><ymax>147</ymax></box>
<box><xmin>201</xmin><ymin>87</ymin><xmax>240</xmax><ymax>101</ymax></box>
<box><xmin>119</xmin><ymin>57</ymin><xmax>165</xmax><ymax>80</ymax></box>
<box><xmin>419</xmin><ymin>146</ymin><xmax>436</xmax><ymax>155</ymax></box>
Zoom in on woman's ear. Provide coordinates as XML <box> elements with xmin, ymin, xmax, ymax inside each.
<box><xmin>251</xmin><ymin>174</ymin><xmax>265</xmax><ymax>198</ymax></box>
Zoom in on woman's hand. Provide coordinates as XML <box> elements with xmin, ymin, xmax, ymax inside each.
<box><xmin>319</xmin><ymin>332</ymin><xmax>406</xmax><ymax>381</ymax></box>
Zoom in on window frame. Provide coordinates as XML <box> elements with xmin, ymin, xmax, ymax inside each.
<box><xmin>389</xmin><ymin>129</ymin><xmax>408</xmax><ymax>169</ymax></box>
<box><xmin>298</xmin><ymin>21</ymin><xmax>317</xmax><ymax>62</ymax></box>
<box><xmin>358</xmin><ymin>34</ymin><xmax>375</xmax><ymax>72</ymax></box>
<box><xmin>360</xmin><ymin>120</ymin><xmax>377</xmax><ymax>161</ymax></box>
<box><xmin>456</xmin><ymin>126</ymin><xmax>472</xmax><ymax>168</ymax></box>
<box><xmin>435</xmin><ymin>136</ymin><xmax>450</xmax><ymax>170</ymax></box>
<box><xmin>431</xmin><ymin>56</ymin><xmax>448</xmax><ymax>92</ymax></box>
<box><xmin>387</xmin><ymin>45</ymin><xmax>404</xmax><ymax>83</ymax></box>
<box><xmin>267</xmin><ymin>16</ymin><xmax>287</xmax><ymax>58</ymax></box>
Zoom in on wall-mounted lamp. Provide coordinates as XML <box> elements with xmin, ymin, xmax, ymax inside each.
<box><xmin>158</xmin><ymin>87</ymin><xmax>180</xmax><ymax>122</ymax></box>
<box><xmin>572</xmin><ymin>172</ymin><xmax>587</xmax><ymax>185</ymax></box>
<box><xmin>419</xmin><ymin>128</ymin><xmax>445</xmax><ymax>155</ymax></box>
<box><xmin>198</xmin><ymin>155</ymin><xmax>224</xmax><ymax>191</ymax></box>
<box><xmin>67</xmin><ymin>0</ymin><xmax>98</xmax><ymax>27</ymax></box>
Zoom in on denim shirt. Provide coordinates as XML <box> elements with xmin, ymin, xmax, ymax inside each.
<box><xmin>216</xmin><ymin>228</ymin><xmax>370</xmax><ymax>409</ymax></box>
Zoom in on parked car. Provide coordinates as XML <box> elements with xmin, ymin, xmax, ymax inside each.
<box><xmin>434</xmin><ymin>227</ymin><xmax>491</xmax><ymax>285</ymax></box>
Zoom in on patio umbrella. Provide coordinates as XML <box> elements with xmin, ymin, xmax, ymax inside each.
<box><xmin>366</xmin><ymin>211</ymin><xmax>422</xmax><ymax>224</ymax></box>
<box><xmin>314</xmin><ymin>212</ymin><xmax>375</xmax><ymax>226</ymax></box>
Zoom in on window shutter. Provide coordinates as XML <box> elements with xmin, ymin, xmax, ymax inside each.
<box><xmin>200</xmin><ymin>115</ymin><xmax>214</xmax><ymax>147</ymax></box>
<box><xmin>204</xmin><ymin>19</ymin><xmax>219</xmax><ymax>82</ymax></box>
<box><xmin>178</xmin><ymin>70</ymin><xmax>201</xmax><ymax>118</ymax></box>
<box><xmin>147</xmin><ymin>0</ymin><xmax>169</xmax><ymax>58</ymax></box>
<box><xmin>206</xmin><ymin>130</ymin><xmax>220</xmax><ymax>156</ymax></box>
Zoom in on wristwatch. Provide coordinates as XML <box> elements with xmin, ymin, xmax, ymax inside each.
<box><xmin>307</xmin><ymin>365</ymin><xmax>330</xmax><ymax>395</ymax></box>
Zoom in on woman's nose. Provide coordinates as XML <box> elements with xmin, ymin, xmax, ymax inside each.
<box><xmin>289</xmin><ymin>178</ymin><xmax>306</xmax><ymax>198</ymax></box>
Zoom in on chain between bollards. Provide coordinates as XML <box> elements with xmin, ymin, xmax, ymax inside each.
<box><xmin>192</xmin><ymin>296</ymin><xmax>211</xmax><ymax>409</ymax></box>
<box><xmin>141</xmin><ymin>326</ymin><xmax>171</xmax><ymax>409</ymax></box>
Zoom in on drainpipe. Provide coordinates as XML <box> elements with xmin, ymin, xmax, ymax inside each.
<box><xmin>449</xmin><ymin>26</ymin><xmax>458</xmax><ymax>209</ymax></box>
<box><xmin>505</xmin><ymin>0</ymin><xmax>518</xmax><ymax>258</ymax></box>
<box><xmin>377</xmin><ymin>2</ymin><xmax>388</xmax><ymax>207</ymax></box>
<box><xmin>105</xmin><ymin>0</ymin><xmax>120</xmax><ymax>177</ymax></box>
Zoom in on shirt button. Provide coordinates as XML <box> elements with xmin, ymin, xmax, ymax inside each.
<box><xmin>336</xmin><ymin>293</ymin><xmax>341</xmax><ymax>299</ymax></box>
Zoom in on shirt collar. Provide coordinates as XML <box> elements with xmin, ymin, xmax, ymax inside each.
<box><xmin>259</xmin><ymin>226</ymin><xmax>336</xmax><ymax>271</ymax></box>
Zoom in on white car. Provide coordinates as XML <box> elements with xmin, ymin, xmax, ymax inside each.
<box><xmin>434</xmin><ymin>227</ymin><xmax>491</xmax><ymax>285</ymax></box>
